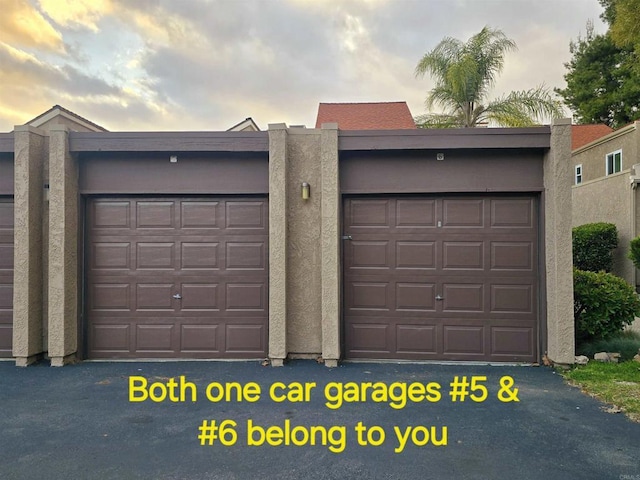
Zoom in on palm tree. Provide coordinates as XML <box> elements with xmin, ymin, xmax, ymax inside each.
<box><xmin>414</xmin><ymin>26</ymin><xmax>564</xmax><ymax>128</ymax></box>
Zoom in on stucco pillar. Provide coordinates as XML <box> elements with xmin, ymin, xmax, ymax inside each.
<box><xmin>320</xmin><ymin>123</ymin><xmax>340</xmax><ymax>367</ymax></box>
<box><xmin>543</xmin><ymin>118</ymin><xmax>575</xmax><ymax>364</ymax></box>
<box><xmin>268</xmin><ymin>124</ymin><xmax>288</xmax><ymax>366</ymax></box>
<box><xmin>48</xmin><ymin>126</ymin><xmax>78</xmax><ymax>366</ymax></box>
<box><xmin>12</xmin><ymin>126</ymin><xmax>45</xmax><ymax>366</ymax></box>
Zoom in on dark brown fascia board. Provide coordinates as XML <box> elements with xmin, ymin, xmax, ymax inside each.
<box><xmin>338</xmin><ymin>127</ymin><xmax>551</xmax><ymax>151</ymax></box>
<box><xmin>69</xmin><ymin>131</ymin><xmax>269</xmax><ymax>153</ymax></box>
<box><xmin>0</xmin><ymin>133</ymin><xmax>14</xmax><ymax>153</ymax></box>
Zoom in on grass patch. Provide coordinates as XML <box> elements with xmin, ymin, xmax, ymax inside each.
<box><xmin>562</xmin><ymin>361</ymin><xmax>640</xmax><ymax>422</ymax></box>
<box><xmin>577</xmin><ymin>330</ymin><xmax>640</xmax><ymax>361</ymax></box>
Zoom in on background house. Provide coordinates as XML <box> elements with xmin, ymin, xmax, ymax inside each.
<box><xmin>572</xmin><ymin>121</ymin><xmax>640</xmax><ymax>288</ymax></box>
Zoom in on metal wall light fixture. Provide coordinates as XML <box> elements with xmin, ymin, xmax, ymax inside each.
<box><xmin>301</xmin><ymin>182</ymin><xmax>310</xmax><ymax>200</ymax></box>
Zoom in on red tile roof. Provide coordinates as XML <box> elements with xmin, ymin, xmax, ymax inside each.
<box><xmin>572</xmin><ymin>124</ymin><xmax>613</xmax><ymax>150</ymax></box>
<box><xmin>315</xmin><ymin>102</ymin><xmax>416</xmax><ymax>130</ymax></box>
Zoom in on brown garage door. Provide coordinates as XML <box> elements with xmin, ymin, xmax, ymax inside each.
<box><xmin>0</xmin><ymin>198</ymin><xmax>13</xmax><ymax>357</ymax></box>
<box><xmin>86</xmin><ymin>197</ymin><xmax>268</xmax><ymax>359</ymax></box>
<box><xmin>344</xmin><ymin>195</ymin><xmax>538</xmax><ymax>362</ymax></box>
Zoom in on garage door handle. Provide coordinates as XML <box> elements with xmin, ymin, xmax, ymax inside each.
<box><xmin>342</xmin><ymin>235</ymin><xmax>352</xmax><ymax>240</ymax></box>
<box><xmin>435</xmin><ymin>295</ymin><xmax>444</xmax><ymax>301</ymax></box>
<box><xmin>172</xmin><ymin>293</ymin><xmax>182</xmax><ymax>300</ymax></box>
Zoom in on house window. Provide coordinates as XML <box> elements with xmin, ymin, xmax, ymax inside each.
<box><xmin>606</xmin><ymin>150</ymin><xmax>622</xmax><ymax>175</ymax></box>
<box><xmin>575</xmin><ymin>164</ymin><xmax>582</xmax><ymax>185</ymax></box>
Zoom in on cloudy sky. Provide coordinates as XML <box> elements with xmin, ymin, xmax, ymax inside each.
<box><xmin>0</xmin><ymin>0</ymin><xmax>606</xmax><ymax>132</ymax></box>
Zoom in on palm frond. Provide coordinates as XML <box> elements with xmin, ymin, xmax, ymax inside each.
<box><xmin>414</xmin><ymin>113</ymin><xmax>463</xmax><ymax>129</ymax></box>
<box><xmin>415</xmin><ymin>27</ymin><xmax>563</xmax><ymax>128</ymax></box>
<box><xmin>486</xmin><ymin>85</ymin><xmax>565</xmax><ymax>126</ymax></box>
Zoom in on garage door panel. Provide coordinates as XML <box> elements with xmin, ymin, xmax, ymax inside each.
<box><xmin>92</xmin><ymin>324</ymin><xmax>131</xmax><ymax>352</ymax></box>
<box><xmin>396</xmin><ymin>199</ymin><xmax>436</xmax><ymax>227</ymax></box>
<box><xmin>180</xmin><ymin>283</ymin><xmax>220</xmax><ymax>311</ymax></box>
<box><xmin>396</xmin><ymin>325</ymin><xmax>437</xmax><ymax>354</ymax></box>
<box><xmin>442</xmin><ymin>199</ymin><xmax>484</xmax><ymax>227</ymax></box>
<box><xmin>0</xmin><ymin>283</ymin><xmax>12</xmax><ymax>309</ymax></box>
<box><xmin>491</xmin><ymin>284</ymin><xmax>533</xmax><ymax>313</ymax></box>
<box><xmin>347</xmin><ymin>323</ymin><xmax>391</xmax><ymax>353</ymax></box>
<box><xmin>348</xmin><ymin>282</ymin><xmax>390</xmax><ymax>311</ymax></box>
<box><xmin>491</xmin><ymin>242</ymin><xmax>533</xmax><ymax>270</ymax></box>
<box><xmin>0</xmin><ymin>324</ymin><xmax>12</xmax><ymax>352</ymax></box>
<box><xmin>136</xmin><ymin>201</ymin><xmax>175</xmax><ymax>228</ymax></box>
<box><xmin>226</xmin><ymin>283</ymin><xmax>266</xmax><ymax>311</ymax></box>
<box><xmin>491</xmin><ymin>198</ymin><xmax>534</xmax><ymax>228</ymax></box>
<box><xmin>226</xmin><ymin>242</ymin><xmax>266</xmax><ymax>269</ymax></box>
<box><xmin>0</xmin><ymin>198</ymin><xmax>13</xmax><ymax>357</ymax></box>
<box><xmin>92</xmin><ymin>201</ymin><xmax>131</xmax><ymax>229</ymax></box>
<box><xmin>443</xmin><ymin>325</ymin><xmax>485</xmax><ymax>356</ymax></box>
<box><xmin>181</xmin><ymin>325</ymin><xmax>220</xmax><ymax>352</ymax></box>
<box><xmin>93</xmin><ymin>243</ymin><xmax>130</xmax><ymax>270</ymax></box>
<box><xmin>349</xmin><ymin>241</ymin><xmax>390</xmax><ymax>270</ymax></box>
<box><xmin>225</xmin><ymin>324</ymin><xmax>265</xmax><ymax>353</ymax></box>
<box><xmin>442</xmin><ymin>284</ymin><xmax>484</xmax><ymax>312</ymax></box>
<box><xmin>0</xmin><ymin>243</ymin><xmax>13</xmax><ymax>270</ymax></box>
<box><xmin>344</xmin><ymin>196</ymin><xmax>538</xmax><ymax>362</ymax></box>
<box><xmin>349</xmin><ymin>199</ymin><xmax>390</xmax><ymax>228</ymax></box>
<box><xmin>491</xmin><ymin>326</ymin><xmax>534</xmax><ymax>357</ymax></box>
<box><xmin>442</xmin><ymin>242</ymin><xmax>484</xmax><ymax>270</ymax></box>
<box><xmin>396</xmin><ymin>282</ymin><xmax>436</xmax><ymax>311</ymax></box>
<box><xmin>225</xmin><ymin>202</ymin><xmax>266</xmax><ymax>230</ymax></box>
<box><xmin>136</xmin><ymin>324</ymin><xmax>175</xmax><ymax>351</ymax></box>
<box><xmin>181</xmin><ymin>242</ymin><xmax>219</xmax><ymax>269</ymax></box>
<box><xmin>181</xmin><ymin>201</ymin><xmax>220</xmax><ymax>229</ymax></box>
<box><xmin>136</xmin><ymin>284</ymin><xmax>174</xmax><ymax>310</ymax></box>
<box><xmin>92</xmin><ymin>283</ymin><xmax>130</xmax><ymax>311</ymax></box>
<box><xmin>396</xmin><ymin>241</ymin><xmax>436</xmax><ymax>269</ymax></box>
<box><xmin>136</xmin><ymin>243</ymin><xmax>175</xmax><ymax>269</ymax></box>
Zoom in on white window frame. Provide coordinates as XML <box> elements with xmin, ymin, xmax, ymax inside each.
<box><xmin>605</xmin><ymin>149</ymin><xmax>622</xmax><ymax>176</ymax></box>
<box><xmin>575</xmin><ymin>164</ymin><xmax>583</xmax><ymax>185</ymax></box>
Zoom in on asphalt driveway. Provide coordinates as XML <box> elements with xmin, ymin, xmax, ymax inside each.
<box><xmin>0</xmin><ymin>360</ymin><xmax>638</xmax><ymax>480</ymax></box>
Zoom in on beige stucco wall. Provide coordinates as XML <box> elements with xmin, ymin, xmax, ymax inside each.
<box><xmin>286</xmin><ymin>130</ymin><xmax>323</xmax><ymax>356</ymax></box>
<box><xmin>573</xmin><ymin>123</ymin><xmax>638</xmax><ymax>184</ymax></box>
<box><xmin>47</xmin><ymin>126</ymin><xmax>79</xmax><ymax>366</ymax></box>
<box><xmin>268</xmin><ymin>125</ymin><xmax>288</xmax><ymax>365</ymax></box>
<box><xmin>320</xmin><ymin>124</ymin><xmax>340</xmax><ymax>366</ymax></box>
<box><xmin>267</xmin><ymin>124</ymin><xmax>340</xmax><ymax>365</ymax></box>
<box><xmin>572</xmin><ymin>170</ymin><xmax>634</xmax><ymax>284</ymax></box>
<box><xmin>12</xmin><ymin>126</ymin><xmax>45</xmax><ymax>366</ymax></box>
<box><xmin>544</xmin><ymin>118</ymin><xmax>575</xmax><ymax>365</ymax></box>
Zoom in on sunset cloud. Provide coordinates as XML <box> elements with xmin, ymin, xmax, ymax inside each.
<box><xmin>0</xmin><ymin>0</ymin><xmax>64</xmax><ymax>53</ymax></box>
<box><xmin>0</xmin><ymin>0</ymin><xmax>606</xmax><ymax>132</ymax></box>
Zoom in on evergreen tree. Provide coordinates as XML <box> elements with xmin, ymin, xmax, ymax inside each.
<box><xmin>557</xmin><ymin>2</ymin><xmax>640</xmax><ymax>128</ymax></box>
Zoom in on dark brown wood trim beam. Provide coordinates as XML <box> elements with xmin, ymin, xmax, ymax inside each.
<box><xmin>338</xmin><ymin>127</ymin><xmax>551</xmax><ymax>151</ymax></box>
<box><xmin>69</xmin><ymin>131</ymin><xmax>269</xmax><ymax>152</ymax></box>
<box><xmin>0</xmin><ymin>133</ymin><xmax>14</xmax><ymax>153</ymax></box>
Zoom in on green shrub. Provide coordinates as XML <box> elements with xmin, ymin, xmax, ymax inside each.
<box><xmin>572</xmin><ymin>223</ymin><xmax>618</xmax><ymax>272</ymax></box>
<box><xmin>573</xmin><ymin>268</ymin><xmax>640</xmax><ymax>341</ymax></box>
<box><xmin>577</xmin><ymin>330</ymin><xmax>640</xmax><ymax>361</ymax></box>
<box><xmin>628</xmin><ymin>236</ymin><xmax>640</xmax><ymax>270</ymax></box>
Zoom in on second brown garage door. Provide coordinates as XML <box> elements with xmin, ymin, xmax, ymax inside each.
<box><xmin>86</xmin><ymin>197</ymin><xmax>268</xmax><ymax>359</ymax></box>
<box><xmin>344</xmin><ymin>195</ymin><xmax>538</xmax><ymax>362</ymax></box>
